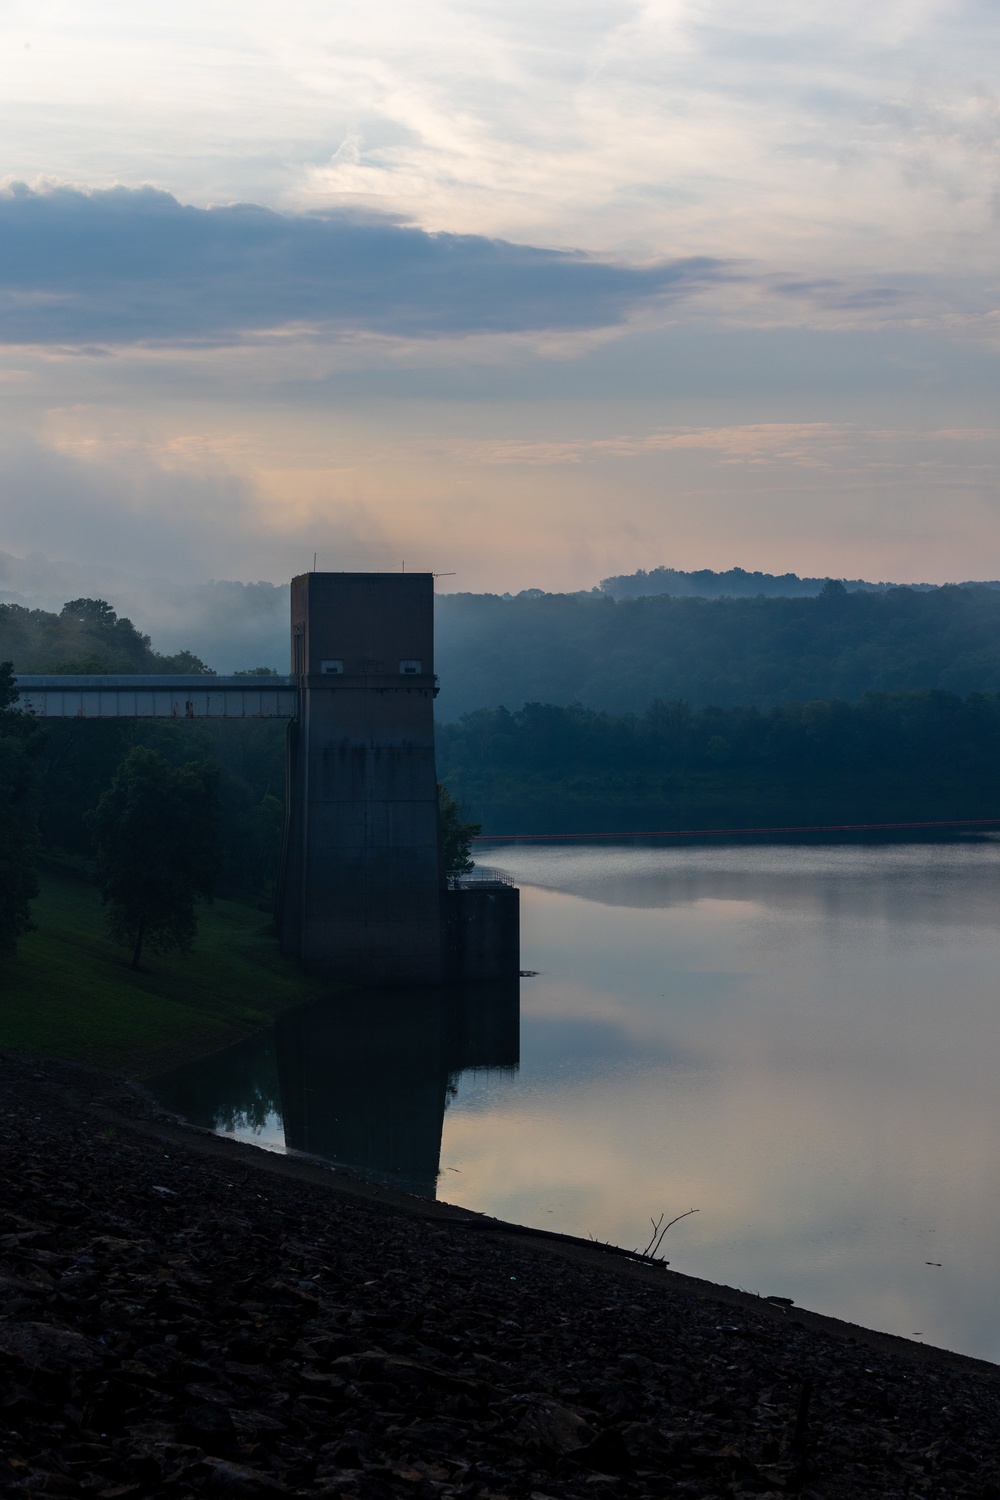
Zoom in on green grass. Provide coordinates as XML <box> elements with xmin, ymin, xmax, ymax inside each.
<box><xmin>0</xmin><ymin>870</ymin><xmax>333</xmax><ymax>1078</ymax></box>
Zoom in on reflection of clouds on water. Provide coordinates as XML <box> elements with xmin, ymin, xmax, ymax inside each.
<box><xmin>151</xmin><ymin>839</ymin><xmax>1000</xmax><ymax>1363</ymax></box>
<box><xmin>483</xmin><ymin>837</ymin><xmax>1000</xmax><ymax>929</ymax></box>
<box><xmin>441</xmin><ymin>1040</ymin><xmax>1000</xmax><ymax>1361</ymax></box>
<box><xmin>440</xmin><ymin>841</ymin><xmax>1000</xmax><ymax>1362</ymax></box>
<box><xmin>453</xmin><ymin>1015</ymin><xmax>695</xmax><ymax>1106</ymax></box>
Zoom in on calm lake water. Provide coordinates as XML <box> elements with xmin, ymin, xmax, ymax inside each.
<box><xmin>150</xmin><ymin>838</ymin><xmax>1000</xmax><ymax>1363</ymax></box>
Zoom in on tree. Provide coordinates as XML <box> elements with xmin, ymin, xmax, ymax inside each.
<box><xmin>0</xmin><ymin>662</ymin><xmax>38</xmax><ymax>956</ymax></box>
<box><xmin>88</xmin><ymin>747</ymin><xmax>220</xmax><ymax>970</ymax></box>
<box><xmin>0</xmin><ymin>596</ymin><xmax>214</xmax><ymax>675</ymax></box>
<box><xmin>438</xmin><ymin>783</ymin><xmax>480</xmax><ymax>877</ymax></box>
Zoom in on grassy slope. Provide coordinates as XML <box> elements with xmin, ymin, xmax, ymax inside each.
<box><xmin>0</xmin><ymin>870</ymin><xmax>332</xmax><ymax>1079</ymax></box>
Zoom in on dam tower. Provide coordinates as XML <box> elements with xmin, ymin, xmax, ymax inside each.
<box><xmin>16</xmin><ymin>568</ymin><xmax>518</xmax><ymax>987</ymax></box>
<box><xmin>276</xmin><ymin>572</ymin><xmax>443</xmax><ymax>983</ymax></box>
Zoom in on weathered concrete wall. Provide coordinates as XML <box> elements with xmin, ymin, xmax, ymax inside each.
<box><xmin>277</xmin><ymin>573</ymin><xmax>443</xmax><ymax>984</ymax></box>
<box><xmin>443</xmin><ymin>885</ymin><xmax>521</xmax><ymax>982</ymax></box>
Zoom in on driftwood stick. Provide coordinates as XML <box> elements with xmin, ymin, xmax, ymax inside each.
<box><xmin>643</xmin><ymin>1207</ymin><xmax>700</xmax><ymax>1260</ymax></box>
<box><xmin>641</xmin><ymin>1214</ymin><xmax>665</xmax><ymax>1256</ymax></box>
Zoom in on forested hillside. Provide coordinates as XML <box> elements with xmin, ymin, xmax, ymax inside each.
<box><xmin>438</xmin><ymin>690</ymin><xmax>1000</xmax><ymax>833</ymax></box>
<box><xmin>9</xmin><ymin>591</ymin><xmax>1000</xmax><ymax>862</ymax></box>
<box><xmin>596</xmin><ymin>564</ymin><xmax>926</xmax><ymax>599</ymax></box>
<box><xmin>434</xmin><ymin>583</ymin><xmax>1000</xmax><ymax>717</ymax></box>
<box><xmin>11</xmin><ymin>579</ymin><xmax>1000</xmax><ymax>724</ymax></box>
<box><xmin>1</xmin><ymin>599</ymin><xmax>283</xmax><ymax>904</ymax></box>
<box><xmin>0</xmin><ymin>597</ymin><xmax>212</xmax><ymax>675</ymax></box>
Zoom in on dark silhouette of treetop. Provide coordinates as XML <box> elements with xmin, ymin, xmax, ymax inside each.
<box><xmin>439</xmin><ymin>783</ymin><xmax>480</xmax><ymax>877</ymax></box>
<box><xmin>61</xmin><ymin>598</ymin><xmax>120</xmax><ymax>629</ymax></box>
<box><xmin>0</xmin><ymin>597</ymin><xmax>213</xmax><ymax>675</ymax></box>
<box><xmin>0</xmin><ymin>660</ymin><xmax>38</xmax><ymax>956</ymax></box>
<box><xmin>0</xmin><ymin>658</ymin><xmax>17</xmax><ymax>711</ymax></box>
<box><xmin>88</xmin><ymin>747</ymin><xmax>220</xmax><ymax>970</ymax></box>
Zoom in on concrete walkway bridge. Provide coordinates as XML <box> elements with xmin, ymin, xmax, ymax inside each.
<box><xmin>14</xmin><ymin>573</ymin><xmax>518</xmax><ymax>988</ymax></box>
<box><xmin>15</xmin><ymin>675</ymin><xmax>299</xmax><ymax>720</ymax></box>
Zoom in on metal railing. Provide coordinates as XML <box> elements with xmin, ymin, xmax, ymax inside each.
<box><xmin>447</xmin><ymin>865</ymin><xmax>514</xmax><ymax>889</ymax></box>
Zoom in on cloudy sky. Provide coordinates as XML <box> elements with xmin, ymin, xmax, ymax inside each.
<box><xmin>2</xmin><ymin>0</ymin><xmax>1000</xmax><ymax>594</ymax></box>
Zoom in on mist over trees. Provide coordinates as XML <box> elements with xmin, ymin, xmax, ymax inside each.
<box><xmin>0</xmin><ymin>597</ymin><xmax>213</xmax><ymax>675</ymax></box>
<box><xmin>596</xmin><ymin>564</ymin><xmax>949</xmax><ymax>600</ymax></box>
<box><xmin>8</xmin><ymin>583</ymin><xmax>1000</xmax><ymax>873</ymax></box>
<box><xmin>434</xmin><ymin>584</ymin><xmax>1000</xmax><ymax>717</ymax></box>
<box><xmin>11</xmin><ymin>572</ymin><xmax>1000</xmax><ymax>722</ymax></box>
<box><xmin>0</xmin><ymin>553</ymin><xmax>289</xmax><ymax>673</ymax></box>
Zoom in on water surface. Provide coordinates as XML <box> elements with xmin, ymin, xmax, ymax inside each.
<box><xmin>151</xmin><ymin>838</ymin><xmax>1000</xmax><ymax>1362</ymax></box>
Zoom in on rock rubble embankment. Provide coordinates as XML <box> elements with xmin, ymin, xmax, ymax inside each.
<box><xmin>1</xmin><ymin>1051</ymin><xmax>999</xmax><ymax>1498</ymax></box>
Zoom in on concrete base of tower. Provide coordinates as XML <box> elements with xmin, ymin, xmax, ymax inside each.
<box><xmin>442</xmin><ymin>885</ymin><xmax>520</xmax><ymax>982</ymax></box>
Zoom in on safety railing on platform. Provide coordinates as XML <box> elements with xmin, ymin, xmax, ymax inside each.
<box><xmin>446</xmin><ymin>865</ymin><xmax>514</xmax><ymax>890</ymax></box>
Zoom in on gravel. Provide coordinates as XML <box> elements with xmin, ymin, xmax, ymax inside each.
<box><xmin>2</xmin><ymin>1050</ymin><xmax>999</xmax><ymax>1498</ymax></box>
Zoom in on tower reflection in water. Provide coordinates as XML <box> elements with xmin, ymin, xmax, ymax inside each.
<box><xmin>149</xmin><ymin>982</ymin><xmax>520</xmax><ymax>1199</ymax></box>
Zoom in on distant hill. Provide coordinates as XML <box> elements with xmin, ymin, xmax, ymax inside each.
<box><xmin>10</xmin><ymin>554</ymin><xmax>1000</xmax><ymax>722</ymax></box>
<box><xmin>0</xmin><ymin>552</ymin><xmax>288</xmax><ymax>674</ymax></box>
<box><xmin>597</xmin><ymin>565</ymin><xmax>1000</xmax><ymax>600</ymax></box>
<box><xmin>0</xmin><ymin>597</ymin><xmax>212</xmax><ymax>675</ymax></box>
<box><xmin>434</xmin><ymin>584</ymin><xmax>1000</xmax><ymax>717</ymax></box>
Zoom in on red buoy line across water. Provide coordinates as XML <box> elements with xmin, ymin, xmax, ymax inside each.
<box><xmin>473</xmin><ymin>816</ymin><xmax>1000</xmax><ymax>843</ymax></box>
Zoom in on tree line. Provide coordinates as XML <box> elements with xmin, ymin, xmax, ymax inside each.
<box><xmin>596</xmin><ymin>563</ymin><xmax>936</xmax><ymax>599</ymax></box>
<box><xmin>433</xmin><ymin>580</ymin><xmax>1000</xmax><ymax>718</ymax></box>
<box><xmin>0</xmin><ymin>596</ymin><xmax>213</xmax><ymax>675</ymax></box>
<box><xmin>1</xmin><ymin>597</ymin><xmax>286</xmax><ymax>908</ymax></box>
<box><xmin>0</xmin><ymin>598</ymin><xmax>282</xmax><ymax>966</ymax></box>
<box><xmin>436</xmin><ymin>690</ymin><xmax>1000</xmax><ymax>833</ymax></box>
<box><xmin>0</xmin><ymin>661</ymin><xmax>223</xmax><ymax>968</ymax></box>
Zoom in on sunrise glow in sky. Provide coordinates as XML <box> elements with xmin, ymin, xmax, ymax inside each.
<box><xmin>2</xmin><ymin>1</ymin><xmax>1000</xmax><ymax>591</ymax></box>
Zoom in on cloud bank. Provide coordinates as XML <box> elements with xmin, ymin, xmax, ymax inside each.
<box><xmin>0</xmin><ymin>185</ymin><xmax>723</xmax><ymax>346</ymax></box>
<box><xmin>5</xmin><ymin>1</ymin><xmax>1000</xmax><ymax>282</ymax></box>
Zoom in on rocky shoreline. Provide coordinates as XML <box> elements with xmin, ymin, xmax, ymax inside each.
<box><xmin>1</xmin><ymin>1049</ymin><xmax>999</xmax><ymax>1498</ymax></box>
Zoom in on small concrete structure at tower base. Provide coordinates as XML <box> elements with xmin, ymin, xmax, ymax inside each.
<box><xmin>443</xmin><ymin>883</ymin><xmax>520</xmax><ymax>982</ymax></box>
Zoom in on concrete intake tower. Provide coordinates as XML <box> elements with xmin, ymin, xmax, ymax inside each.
<box><xmin>275</xmin><ymin>571</ymin><xmax>518</xmax><ymax>985</ymax></box>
